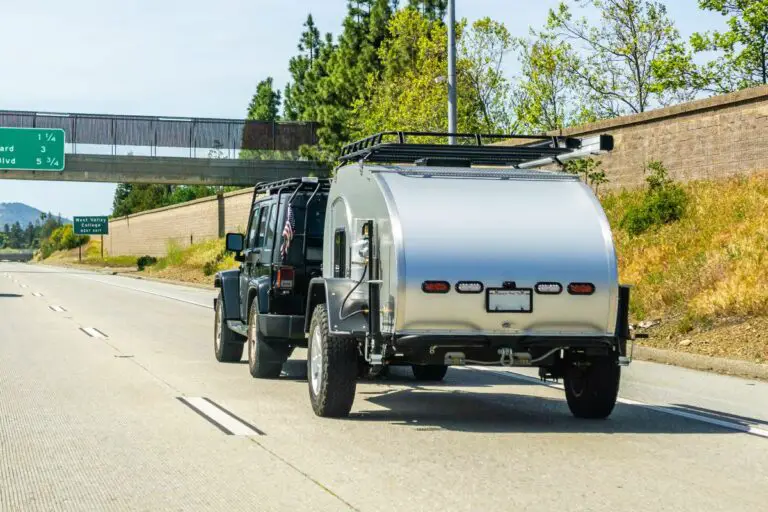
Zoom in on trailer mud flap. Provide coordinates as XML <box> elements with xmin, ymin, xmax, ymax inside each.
<box><xmin>306</xmin><ymin>278</ymin><xmax>369</xmax><ymax>336</ymax></box>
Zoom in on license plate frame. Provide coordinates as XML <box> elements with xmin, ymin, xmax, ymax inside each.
<box><xmin>486</xmin><ymin>288</ymin><xmax>533</xmax><ymax>313</ymax></box>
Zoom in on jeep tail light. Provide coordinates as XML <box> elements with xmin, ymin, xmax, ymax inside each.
<box><xmin>422</xmin><ymin>281</ymin><xmax>450</xmax><ymax>294</ymax></box>
<box><xmin>568</xmin><ymin>282</ymin><xmax>595</xmax><ymax>295</ymax></box>
<box><xmin>456</xmin><ymin>281</ymin><xmax>483</xmax><ymax>293</ymax></box>
<box><xmin>535</xmin><ymin>282</ymin><xmax>563</xmax><ymax>295</ymax></box>
<box><xmin>276</xmin><ymin>266</ymin><xmax>295</xmax><ymax>290</ymax></box>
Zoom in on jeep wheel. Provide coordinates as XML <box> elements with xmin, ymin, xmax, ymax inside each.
<box><xmin>564</xmin><ymin>355</ymin><xmax>620</xmax><ymax>419</ymax></box>
<box><xmin>411</xmin><ymin>364</ymin><xmax>448</xmax><ymax>382</ymax></box>
<box><xmin>247</xmin><ymin>300</ymin><xmax>287</xmax><ymax>379</ymax></box>
<box><xmin>307</xmin><ymin>304</ymin><xmax>357</xmax><ymax>418</ymax></box>
<box><xmin>214</xmin><ymin>292</ymin><xmax>244</xmax><ymax>363</ymax></box>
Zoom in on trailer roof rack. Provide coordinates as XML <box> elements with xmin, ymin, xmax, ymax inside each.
<box><xmin>338</xmin><ymin>131</ymin><xmax>613</xmax><ymax>169</ymax></box>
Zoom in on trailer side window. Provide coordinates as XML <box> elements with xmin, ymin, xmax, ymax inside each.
<box><xmin>333</xmin><ymin>228</ymin><xmax>346</xmax><ymax>278</ymax></box>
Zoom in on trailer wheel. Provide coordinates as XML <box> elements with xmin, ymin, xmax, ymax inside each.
<box><xmin>411</xmin><ymin>364</ymin><xmax>448</xmax><ymax>382</ymax></box>
<box><xmin>247</xmin><ymin>300</ymin><xmax>287</xmax><ymax>379</ymax></box>
<box><xmin>214</xmin><ymin>292</ymin><xmax>244</xmax><ymax>363</ymax></box>
<box><xmin>564</xmin><ymin>356</ymin><xmax>620</xmax><ymax>419</ymax></box>
<box><xmin>307</xmin><ymin>304</ymin><xmax>357</xmax><ymax>418</ymax></box>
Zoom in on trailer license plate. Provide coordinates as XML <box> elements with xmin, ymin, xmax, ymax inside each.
<box><xmin>487</xmin><ymin>289</ymin><xmax>532</xmax><ymax>313</ymax></box>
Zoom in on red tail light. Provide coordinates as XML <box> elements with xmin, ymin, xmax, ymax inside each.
<box><xmin>422</xmin><ymin>281</ymin><xmax>450</xmax><ymax>293</ymax></box>
<box><xmin>568</xmin><ymin>282</ymin><xmax>595</xmax><ymax>295</ymax></box>
<box><xmin>276</xmin><ymin>266</ymin><xmax>295</xmax><ymax>290</ymax></box>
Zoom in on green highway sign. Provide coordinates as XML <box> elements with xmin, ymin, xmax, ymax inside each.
<box><xmin>0</xmin><ymin>127</ymin><xmax>65</xmax><ymax>171</ymax></box>
<box><xmin>74</xmin><ymin>216</ymin><xmax>109</xmax><ymax>235</ymax></box>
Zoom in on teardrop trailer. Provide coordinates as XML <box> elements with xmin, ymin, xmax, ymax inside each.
<box><xmin>214</xmin><ymin>131</ymin><xmax>636</xmax><ymax>420</ymax></box>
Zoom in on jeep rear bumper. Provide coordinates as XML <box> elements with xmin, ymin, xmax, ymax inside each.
<box><xmin>257</xmin><ymin>313</ymin><xmax>305</xmax><ymax>343</ymax></box>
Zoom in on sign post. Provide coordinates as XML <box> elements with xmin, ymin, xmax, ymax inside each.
<box><xmin>0</xmin><ymin>128</ymin><xmax>66</xmax><ymax>171</ymax></box>
<box><xmin>73</xmin><ymin>216</ymin><xmax>109</xmax><ymax>261</ymax></box>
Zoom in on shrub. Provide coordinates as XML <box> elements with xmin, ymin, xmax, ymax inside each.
<box><xmin>137</xmin><ymin>255</ymin><xmax>158</xmax><ymax>271</ymax></box>
<box><xmin>621</xmin><ymin>161</ymin><xmax>687</xmax><ymax>236</ymax></box>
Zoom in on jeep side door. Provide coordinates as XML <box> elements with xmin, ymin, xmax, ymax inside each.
<box><xmin>240</xmin><ymin>199</ymin><xmax>276</xmax><ymax>321</ymax></box>
<box><xmin>239</xmin><ymin>203</ymin><xmax>262</xmax><ymax>321</ymax></box>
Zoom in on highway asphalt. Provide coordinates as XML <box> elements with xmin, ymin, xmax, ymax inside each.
<box><xmin>1</xmin><ymin>262</ymin><xmax>767</xmax><ymax>511</ymax></box>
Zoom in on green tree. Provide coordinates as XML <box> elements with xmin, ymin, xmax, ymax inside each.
<box><xmin>547</xmin><ymin>0</ymin><xmax>685</xmax><ymax>117</ymax></box>
<box><xmin>284</xmin><ymin>14</ymin><xmax>324</xmax><ymax>121</ymax></box>
<box><xmin>460</xmin><ymin>18</ymin><xmax>518</xmax><ymax>132</ymax></box>
<box><xmin>513</xmin><ymin>32</ymin><xmax>593</xmax><ymax>132</ymax></box>
<box><xmin>407</xmin><ymin>0</ymin><xmax>447</xmax><ymax>21</ymax></box>
<box><xmin>352</xmin><ymin>9</ymin><xmax>515</xmax><ymax>138</ymax></box>
<box><xmin>247</xmin><ymin>77</ymin><xmax>281</xmax><ymax>121</ymax></box>
<box><xmin>305</xmin><ymin>0</ymin><xmax>393</xmax><ymax>158</ymax></box>
<box><xmin>654</xmin><ymin>0</ymin><xmax>768</xmax><ymax>95</ymax></box>
<box><xmin>8</xmin><ymin>222</ymin><xmax>24</xmax><ymax>249</ymax></box>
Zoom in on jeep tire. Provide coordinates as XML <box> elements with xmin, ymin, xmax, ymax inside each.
<box><xmin>214</xmin><ymin>292</ymin><xmax>245</xmax><ymax>363</ymax></box>
<box><xmin>247</xmin><ymin>300</ymin><xmax>289</xmax><ymax>379</ymax></box>
<box><xmin>411</xmin><ymin>364</ymin><xmax>448</xmax><ymax>382</ymax></box>
<box><xmin>307</xmin><ymin>304</ymin><xmax>358</xmax><ymax>418</ymax></box>
<box><xmin>564</xmin><ymin>355</ymin><xmax>620</xmax><ymax>419</ymax></box>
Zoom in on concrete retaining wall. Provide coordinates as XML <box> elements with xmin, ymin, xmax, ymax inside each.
<box><xmin>105</xmin><ymin>188</ymin><xmax>254</xmax><ymax>257</ymax></box>
<box><xmin>525</xmin><ymin>85</ymin><xmax>768</xmax><ymax>188</ymax></box>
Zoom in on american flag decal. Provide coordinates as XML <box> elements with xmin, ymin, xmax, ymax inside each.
<box><xmin>280</xmin><ymin>205</ymin><xmax>295</xmax><ymax>259</ymax></box>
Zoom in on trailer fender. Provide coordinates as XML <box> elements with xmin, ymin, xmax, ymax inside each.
<box><xmin>305</xmin><ymin>278</ymin><xmax>369</xmax><ymax>336</ymax></box>
<box><xmin>214</xmin><ymin>270</ymin><xmax>241</xmax><ymax>321</ymax></box>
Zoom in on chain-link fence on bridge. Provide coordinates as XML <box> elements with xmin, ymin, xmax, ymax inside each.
<box><xmin>0</xmin><ymin>110</ymin><xmax>317</xmax><ymax>155</ymax></box>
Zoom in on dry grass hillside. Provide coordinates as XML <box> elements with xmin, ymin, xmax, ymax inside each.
<box><xmin>603</xmin><ymin>172</ymin><xmax>768</xmax><ymax>363</ymax></box>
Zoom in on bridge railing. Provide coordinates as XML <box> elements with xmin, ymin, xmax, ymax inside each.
<box><xmin>0</xmin><ymin>110</ymin><xmax>317</xmax><ymax>156</ymax></box>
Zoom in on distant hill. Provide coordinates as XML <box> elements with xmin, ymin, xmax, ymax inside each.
<box><xmin>0</xmin><ymin>203</ymin><xmax>71</xmax><ymax>228</ymax></box>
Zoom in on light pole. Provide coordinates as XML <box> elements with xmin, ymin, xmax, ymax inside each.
<box><xmin>447</xmin><ymin>0</ymin><xmax>457</xmax><ymax>144</ymax></box>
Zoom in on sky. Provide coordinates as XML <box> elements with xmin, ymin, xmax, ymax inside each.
<box><xmin>0</xmin><ymin>0</ymin><xmax>725</xmax><ymax>219</ymax></box>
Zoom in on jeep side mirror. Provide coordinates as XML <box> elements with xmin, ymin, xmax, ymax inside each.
<box><xmin>225</xmin><ymin>233</ymin><xmax>244</xmax><ymax>253</ymax></box>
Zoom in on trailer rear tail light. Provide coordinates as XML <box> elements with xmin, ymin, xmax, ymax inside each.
<box><xmin>456</xmin><ymin>281</ymin><xmax>483</xmax><ymax>293</ymax></box>
<box><xmin>276</xmin><ymin>266</ymin><xmax>295</xmax><ymax>290</ymax></box>
<box><xmin>422</xmin><ymin>281</ymin><xmax>450</xmax><ymax>294</ymax></box>
<box><xmin>535</xmin><ymin>282</ymin><xmax>562</xmax><ymax>295</ymax></box>
<box><xmin>568</xmin><ymin>282</ymin><xmax>595</xmax><ymax>295</ymax></box>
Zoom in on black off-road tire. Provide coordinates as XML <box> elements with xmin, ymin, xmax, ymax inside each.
<box><xmin>247</xmin><ymin>300</ymin><xmax>289</xmax><ymax>379</ymax></box>
<box><xmin>564</xmin><ymin>355</ymin><xmax>620</xmax><ymax>419</ymax></box>
<box><xmin>411</xmin><ymin>364</ymin><xmax>448</xmax><ymax>382</ymax></box>
<box><xmin>214</xmin><ymin>292</ymin><xmax>245</xmax><ymax>363</ymax></box>
<box><xmin>307</xmin><ymin>304</ymin><xmax>358</xmax><ymax>418</ymax></box>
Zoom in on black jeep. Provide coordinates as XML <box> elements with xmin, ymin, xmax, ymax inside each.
<box><xmin>213</xmin><ymin>177</ymin><xmax>329</xmax><ymax>378</ymax></box>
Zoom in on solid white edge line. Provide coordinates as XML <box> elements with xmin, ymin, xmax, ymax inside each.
<box><xmin>180</xmin><ymin>397</ymin><xmax>261</xmax><ymax>436</ymax></box>
<box><xmin>75</xmin><ymin>276</ymin><xmax>212</xmax><ymax>309</ymax></box>
<box><xmin>463</xmin><ymin>366</ymin><xmax>768</xmax><ymax>439</ymax></box>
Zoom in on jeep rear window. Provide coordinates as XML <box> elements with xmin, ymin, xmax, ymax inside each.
<box><xmin>281</xmin><ymin>193</ymin><xmax>327</xmax><ymax>262</ymax></box>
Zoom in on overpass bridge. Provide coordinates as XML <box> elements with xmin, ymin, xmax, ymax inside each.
<box><xmin>0</xmin><ymin>110</ymin><xmax>328</xmax><ymax>185</ymax></box>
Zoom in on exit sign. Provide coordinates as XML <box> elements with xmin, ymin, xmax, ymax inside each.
<box><xmin>74</xmin><ymin>216</ymin><xmax>109</xmax><ymax>235</ymax></box>
<box><xmin>0</xmin><ymin>127</ymin><xmax>65</xmax><ymax>171</ymax></box>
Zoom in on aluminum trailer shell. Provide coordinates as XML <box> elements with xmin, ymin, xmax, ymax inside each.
<box><xmin>324</xmin><ymin>164</ymin><xmax>619</xmax><ymax>340</ymax></box>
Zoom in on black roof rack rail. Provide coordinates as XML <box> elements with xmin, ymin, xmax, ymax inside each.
<box><xmin>338</xmin><ymin>131</ymin><xmax>613</xmax><ymax>168</ymax></box>
<box><xmin>254</xmin><ymin>177</ymin><xmax>331</xmax><ymax>195</ymax></box>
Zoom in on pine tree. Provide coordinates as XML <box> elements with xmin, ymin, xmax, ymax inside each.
<box><xmin>247</xmin><ymin>77</ymin><xmax>281</xmax><ymax>121</ymax></box>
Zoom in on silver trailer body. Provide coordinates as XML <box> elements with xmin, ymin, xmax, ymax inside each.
<box><xmin>324</xmin><ymin>164</ymin><xmax>618</xmax><ymax>342</ymax></box>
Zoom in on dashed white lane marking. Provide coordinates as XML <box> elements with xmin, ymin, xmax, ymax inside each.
<box><xmin>48</xmin><ymin>305</ymin><xmax>67</xmax><ymax>312</ymax></box>
<box><xmin>465</xmin><ymin>366</ymin><xmax>768</xmax><ymax>439</ymax></box>
<box><xmin>79</xmin><ymin>327</ymin><xmax>108</xmax><ymax>339</ymax></box>
<box><xmin>19</xmin><ymin>284</ymin><xmax>28</xmax><ymax>288</ymax></box>
<box><xmin>177</xmin><ymin>397</ymin><xmax>265</xmax><ymax>436</ymax></box>
<box><xmin>31</xmin><ymin>292</ymin><xmax>43</xmax><ymax>297</ymax></box>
